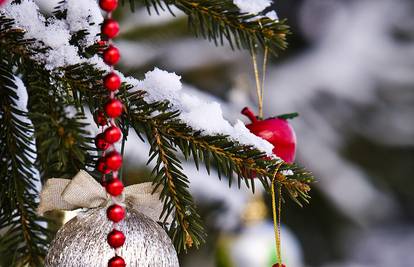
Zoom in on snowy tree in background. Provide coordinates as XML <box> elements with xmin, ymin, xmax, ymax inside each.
<box><xmin>0</xmin><ymin>0</ymin><xmax>314</xmax><ymax>266</ymax></box>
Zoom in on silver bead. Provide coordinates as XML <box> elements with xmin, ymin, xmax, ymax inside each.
<box><xmin>45</xmin><ymin>207</ymin><xmax>179</xmax><ymax>267</ymax></box>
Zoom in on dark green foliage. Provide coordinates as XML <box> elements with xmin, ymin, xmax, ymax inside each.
<box><xmin>0</xmin><ymin>62</ymin><xmax>48</xmax><ymax>267</ymax></box>
<box><xmin>130</xmin><ymin>0</ymin><xmax>290</xmax><ymax>55</ymax></box>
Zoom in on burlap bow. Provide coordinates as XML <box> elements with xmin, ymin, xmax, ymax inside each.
<box><xmin>38</xmin><ymin>170</ymin><xmax>164</xmax><ymax>222</ymax></box>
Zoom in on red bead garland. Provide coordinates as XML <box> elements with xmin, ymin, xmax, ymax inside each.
<box><xmin>102</xmin><ymin>19</ymin><xmax>120</xmax><ymax>39</ymax></box>
<box><xmin>98</xmin><ymin>3</ymin><xmax>126</xmax><ymax>265</ymax></box>
<box><xmin>107</xmin><ymin>204</ymin><xmax>125</xmax><ymax>222</ymax></box>
<box><xmin>107</xmin><ymin>229</ymin><xmax>126</xmax><ymax>248</ymax></box>
<box><xmin>97</xmin><ymin>157</ymin><xmax>110</xmax><ymax>174</ymax></box>
<box><xmin>105</xmin><ymin>151</ymin><xmax>123</xmax><ymax>171</ymax></box>
<box><xmin>108</xmin><ymin>256</ymin><xmax>126</xmax><ymax>267</ymax></box>
<box><xmin>99</xmin><ymin>0</ymin><xmax>118</xmax><ymax>12</ymax></box>
<box><xmin>95</xmin><ymin>133</ymin><xmax>110</xmax><ymax>150</ymax></box>
<box><xmin>103</xmin><ymin>45</ymin><xmax>121</xmax><ymax>65</ymax></box>
<box><xmin>95</xmin><ymin>110</ymin><xmax>108</xmax><ymax>126</ymax></box>
<box><xmin>104</xmin><ymin>72</ymin><xmax>121</xmax><ymax>91</ymax></box>
<box><xmin>105</xmin><ymin>99</ymin><xmax>123</xmax><ymax>118</ymax></box>
<box><xmin>104</xmin><ymin>126</ymin><xmax>122</xmax><ymax>144</ymax></box>
<box><xmin>106</xmin><ymin>178</ymin><xmax>124</xmax><ymax>196</ymax></box>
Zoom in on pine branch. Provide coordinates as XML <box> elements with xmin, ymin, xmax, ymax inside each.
<box><xmin>24</xmin><ymin>67</ymin><xmax>97</xmax><ymax>180</ymax></box>
<box><xmin>132</xmin><ymin>0</ymin><xmax>290</xmax><ymax>54</ymax></box>
<box><xmin>149</xmin><ymin>123</ymin><xmax>205</xmax><ymax>252</ymax></box>
<box><xmin>0</xmin><ymin>62</ymin><xmax>48</xmax><ymax>267</ymax></box>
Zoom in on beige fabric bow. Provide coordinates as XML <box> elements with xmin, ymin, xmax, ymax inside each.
<box><xmin>38</xmin><ymin>170</ymin><xmax>164</xmax><ymax>222</ymax></box>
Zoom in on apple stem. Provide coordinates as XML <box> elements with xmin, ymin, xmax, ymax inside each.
<box><xmin>241</xmin><ymin>107</ymin><xmax>258</xmax><ymax>123</ymax></box>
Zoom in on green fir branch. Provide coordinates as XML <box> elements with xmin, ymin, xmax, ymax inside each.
<box><xmin>0</xmin><ymin>62</ymin><xmax>48</xmax><ymax>267</ymax></box>
<box><xmin>132</xmin><ymin>0</ymin><xmax>290</xmax><ymax>54</ymax></box>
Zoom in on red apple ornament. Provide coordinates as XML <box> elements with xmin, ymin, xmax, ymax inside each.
<box><xmin>241</xmin><ymin>107</ymin><xmax>297</xmax><ymax>163</ymax></box>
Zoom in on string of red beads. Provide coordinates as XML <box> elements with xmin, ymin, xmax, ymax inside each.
<box><xmin>96</xmin><ymin>1</ymin><xmax>126</xmax><ymax>267</ymax></box>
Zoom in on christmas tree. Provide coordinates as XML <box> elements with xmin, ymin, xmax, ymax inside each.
<box><xmin>0</xmin><ymin>0</ymin><xmax>313</xmax><ymax>266</ymax></box>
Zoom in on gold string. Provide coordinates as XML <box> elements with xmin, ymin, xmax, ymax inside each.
<box><xmin>250</xmin><ymin>44</ymin><xmax>269</xmax><ymax>119</ymax></box>
<box><xmin>250</xmin><ymin>46</ymin><xmax>263</xmax><ymax>119</ymax></box>
<box><xmin>260</xmin><ymin>46</ymin><xmax>269</xmax><ymax>119</ymax></box>
<box><xmin>271</xmin><ymin>164</ymin><xmax>283</xmax><ymax>265</ymax></box>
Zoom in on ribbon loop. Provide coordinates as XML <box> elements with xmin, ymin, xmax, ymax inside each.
<box><xmin>38</xmin><ymin>170</ymin><xmax>164</xmax><ymax>222</ymax></box>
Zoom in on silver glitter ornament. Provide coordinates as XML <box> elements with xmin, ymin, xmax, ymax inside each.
<box><xmin>45</xmin><ymin>207</ymin><xmax>179</xmax><ymax>267</ymax></box>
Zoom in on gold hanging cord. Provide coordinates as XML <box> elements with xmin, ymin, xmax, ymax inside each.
<box><xmin>271</xmin><ymin>163</ymin><xmax>283</xmax><ymax>265</ymax></box>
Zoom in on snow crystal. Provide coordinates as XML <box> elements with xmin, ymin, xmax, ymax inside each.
<box><xmin>135</xmin><ymin>67</ymin><xmax>274</xmax><ymax>155</ymax></box>
<box><xmin>234</xmin><ymin>0</ymin><xmax>272</xmax><ymax>15</ymax></box>
<box><xmin>281</xmin><ymin>169</ymin><xmax>294</xmax><ymax>176</ymax></box>
<box><xmin>2</xmin><ymin>0</ymin><xmax>105</xmax><ymax>70</ymax></box>
<box><xmin>64</xmin><ymin>0</ymin><xmax>103</xmax><ymax>46</ymax></box>
<box><xmin>233</xmin><ymin>0</ymin><xmax>278</xmax><ymax>21</ymax></box>
<box><xmin>136</xmin><ymin>67</ymin><xmax>182</xmax><ymax>103</ymax></box>
<box><xmin>265</xmin><ymin>10</ymin><xmax>279</xmax><ymax>21</ymax></box>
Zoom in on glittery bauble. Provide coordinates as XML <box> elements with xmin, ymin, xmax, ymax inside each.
<box><xmin>102</xmin><ymin>19</ymin><xmax>119</xmax><ymax>39</ymax></box>
<box><xmin>45</xmin><ymin>208</ymin><xmax>179</xmax><ymax>267</ymax></box>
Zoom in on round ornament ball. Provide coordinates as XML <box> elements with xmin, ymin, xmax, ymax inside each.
<box><xmin>45</xmin><ymin>207</ymin><xmax>179</xmax><ymax>267</ymax></box>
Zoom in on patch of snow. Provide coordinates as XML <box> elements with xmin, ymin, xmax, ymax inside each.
<box><xmin>64</xmin><ymin>0</ymin><xmax>103</xmax><ymax>46</ymax></box>
<box><xmin>234</xmin><ymin>0</ymin><xmax>272</xmax><ymax>15</ymax></box>
<box><xmin>2</xmin><ymin>0</ymin><xmax>103</xmax><ymax>70</ymax></box>
<box><xmin>136</xmin><ymin>67</ymin><xmax>274</xmax><ymax>155</ymax></box>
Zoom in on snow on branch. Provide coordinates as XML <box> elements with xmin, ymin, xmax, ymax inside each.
<box><xmin>1</xmin><ymin>0</ymin><xmax>274</xmax><ymax>156</ymax></box>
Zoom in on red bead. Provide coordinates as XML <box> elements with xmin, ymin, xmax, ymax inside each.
<box><xmin>107</xmin><ymin>229</ymin><xmax>125</xmax><ymax>248</ymax></box>
<box><xmin>99</xmin><ymin>0</ymin><xmax>118</xmax><ymax>12</ymax></box>
<box><xmin>105</xmin><ymin>151</ymin><xmax>122</xmax><ymax>170</ymax></box>
<box><xmin>104</xmin><ymin>126</ymin><xmax>122</xmax><ymax>144</ymax></box>
<box><xmin>105</xmin><ymin>99</ymin><xmax>123</xmax><ymax>118</ymax></box>
<box><xmin>95</xmin><ymin>133</ymin><xmax>110</xmax><ymax>150</ymax></box>
<box><xmin>97</xmin><ymin>157</ymin><xmax>110</xmax><ymax>174</ymax></box>
<box><xmin>108</xmin><ymin>256</ymin><xmax>126</xmax><ymax>267</ymax></box>
<box><xmin>106</xmin><ymin>178</ymin><xmax>124</xmax><ymax>196</ymax></box>
<box><xmin>107</xmin><ymin>204</ymin><xmax>125</xmax><ymax>222</ymax></box>
<box><xmin>103</xmin><ymin>72</ymin><xmax>121</xmax><ymax>91</ymax></box>
<box><xmin>102</xmin><ymin>19</ymin><xmax>119</xmax><ymax>39</ymax></box>
<box><xmin>103</xmin><ymin>45</ymin><xmax>120</xmax><ymax>65</ymax></box>
<box><xmin>94</xmin><ymin>110</ymin><xmax>107</xmax><ymax>126</ymax></box>
<box><xmin>242</xmin><ymin>107</ymin><xmax>297</xmax><ymax>163</ymax></box>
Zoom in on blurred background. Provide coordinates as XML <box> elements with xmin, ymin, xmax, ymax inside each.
<box><xmin>39</xmin><ymin>0</ymin><xmax>414</xmax><ymax>266</ymax></box>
